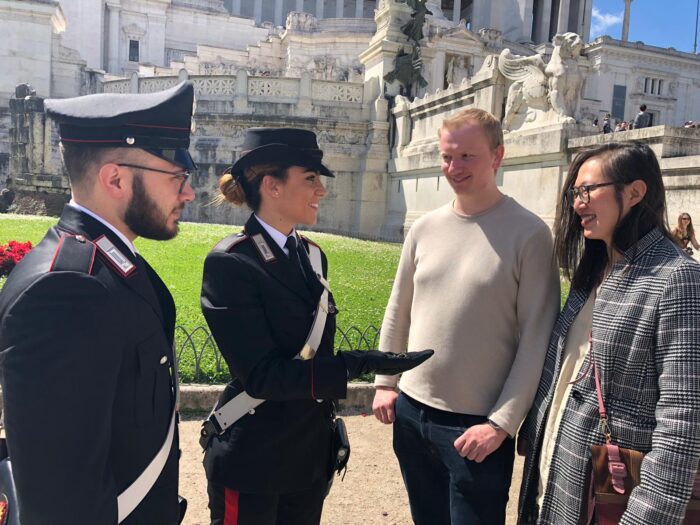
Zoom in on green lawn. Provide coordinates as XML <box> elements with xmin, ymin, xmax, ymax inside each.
<box><xmin>0</xmin><ymin>214</ymin><xmax>402</xmax><ymax>382</ymax></box>
<box><xmin>0</xmin><ymin>214</ymin><xmax>570</xmax><ymax>383</ymax></box>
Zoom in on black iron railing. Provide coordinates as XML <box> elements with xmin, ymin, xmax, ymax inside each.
<box><xmin>175</xmin><ymin>324</ymin><xmax>381</xmax><ymax>383</ymax></box>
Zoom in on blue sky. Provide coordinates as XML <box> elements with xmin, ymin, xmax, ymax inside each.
<box><xmin>591</xmin><ymin>0</ymin><xmax>700</xmax><ymax>53</ymax></box>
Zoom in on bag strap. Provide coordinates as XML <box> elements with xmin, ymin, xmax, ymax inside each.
<box><xmin>200</xmin><ymin>242</ymin><xmax>331</xmax><ymax>444</ymax></box>
<box><xmin>588</xmin><ymin>333</ymin><xmax>628</xmax><ymax>496</ymax></box>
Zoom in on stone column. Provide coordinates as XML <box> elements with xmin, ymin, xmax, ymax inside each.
<box><xmin>254</xmin><ymin>0</ymin><xmax>263</xmax><ymax>24</ymax></box>
<box><xmin>471</xmin><ymin>0</ymin><xmax>489</xmax><ymax>31</ymax></box>
<box><xmin>622</xmin><ymin>0</ymin><xmax>632</xmax><ymax>41</ymax></box>
<box><xmin>556</xmin><ymin>0</ymin><xmax>570</xmax><ymax>34</ymax></box>
<box><xmin>336</xmin><ymin>0</ymin><xmax>343</xmax><ymax>17</ymax></box>
<box><xmin>275</xmin><ymin>0</ymin><xmax>284</xmax><ymax>25</ymax></box>
<box><xmin>355</xmin><ymin>0</ymin><xmax>363</xmax><ymax>18</ymax></box>
<box><xmin>106</xmin><ymin>2</ymin><xmax>121</xmax><ymax>74</ymax></box>
<box><xmin>538</xmin><ymin>0</ymin><xmax>553</xmax><ymax>43</ymax></box>
<box><xmin>296</xmin><ymin>0</ymin><xmax>303</xmax><ymax>12</ymax></box>
<box><xmin>232</xmin><ymin>0</ymin><xmax>241</xmax><ymax>15</ymax></box>
<box><xmin>316</xmin><ymin>0</ymin><xmax>324</xmax><ymax>18</ymax></box>
<box><xmin>453</xmin><ymin>0</ymin><xmax>461</xmax><ymax>22</ymax></box>
<box><xmin>522</xmin><ymin>0</ymin><xmax>534</xmax><ymax>41</ymax></box>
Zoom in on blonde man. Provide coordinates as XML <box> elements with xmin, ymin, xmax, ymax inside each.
<box><xmin>372</xmin><ymin>108</ymin><xmax>559</xmax><ymax>524</ymax></box>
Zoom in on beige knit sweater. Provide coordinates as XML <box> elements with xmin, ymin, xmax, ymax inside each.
<box><xmin>375</xmin><ymin>197</ymin><xmax>560</xmax><ymax>436</ymax></box>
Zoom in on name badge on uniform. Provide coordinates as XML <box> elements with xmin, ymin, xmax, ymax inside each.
<box><xmin>251</xmin><ymin>234</ymin><xmax>276</xmax><ymax>263</ymax></box>
<box><xmin>94</xmin><ymin>235</ymin><xmax>136</xmax><ymax>277</ymax></box>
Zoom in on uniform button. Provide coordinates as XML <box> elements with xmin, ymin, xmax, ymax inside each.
<box><xmin>572</xmin><ymin>390</ymin><xmax>583</xmax><ymax>401</ymax></box>
<box><xmin>328</xmin><ymin>304</ymin><xmax>337</xmax><ymax>314</ymax></box>
<box><xmin>75</xmin><ymin>235</ymin><xmax>86</xmax><ymax>243</ymax></box>
<box><xmin>159</xmin><ymin>355</ymin><xmax>168</xmax><ymax>365</ymax></box>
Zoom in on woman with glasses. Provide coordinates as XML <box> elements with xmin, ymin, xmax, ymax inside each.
<box><xmin>517</xmin><ymin>142</ymin><xmax>700</xmax><ymax>524</ymax></box>
<box><xmin>672</xmin><ymin>213</ymin><xmax>700</xmax><ymax>255</ymax></box>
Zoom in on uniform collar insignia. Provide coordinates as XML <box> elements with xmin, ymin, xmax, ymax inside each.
<box><xmin>94</xmin><ymin>235</ymin><xmax>136</xmax><ymax>277</ymax></box>
<box><xmin>251</xmin><ymin>233</ymin><xmax>277</xmax><ymax>263</ymax></box>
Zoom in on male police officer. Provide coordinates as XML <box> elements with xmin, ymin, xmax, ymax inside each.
<box><xmin>0</xmin><ymin>82</ymin><xmax>196</xmax><ymax>524</ymax></box>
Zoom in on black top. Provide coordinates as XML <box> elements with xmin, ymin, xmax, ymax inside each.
<box><xmin>201</xmin><ymin>214</ymin><xmax>348</xmax><ymax>493</ymax></box>
<box><xmin>0</xmin><ymin>206</ymin><xmax>179</xmax><ymax>524</ymax></box>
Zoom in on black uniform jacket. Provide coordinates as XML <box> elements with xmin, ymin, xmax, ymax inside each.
<box><xmin>0</xmin><ymin>206</ymin><xmax>179</xmax><ymax>525</ymax></box>
<box><xmin>201</xmin><ymin>214</ymin><xmax>348</xmax><ymax>494</ymax></box>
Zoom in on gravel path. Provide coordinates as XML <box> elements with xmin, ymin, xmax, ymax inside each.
<box><xmin>179</xmin><ymin>412</ymin><xmax>523</xmax><ymax>524</ymax></box>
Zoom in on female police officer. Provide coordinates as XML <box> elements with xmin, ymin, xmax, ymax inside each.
<box><xmin>200</xmin><ymin>128</ymin><xmax>432</xmax><ymax>525</ymax></box>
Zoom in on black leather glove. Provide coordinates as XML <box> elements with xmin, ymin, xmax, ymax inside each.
<box><xmin>341</xmin><ymin>350</ymin><xmax>434</xmax><ymax>380</ymax></box>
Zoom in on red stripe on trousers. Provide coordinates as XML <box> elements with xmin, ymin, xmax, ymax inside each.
<box><xmin>224</xmin><ymin>488</ymin><xmax>240</xmax><ymax>525</ymax></box>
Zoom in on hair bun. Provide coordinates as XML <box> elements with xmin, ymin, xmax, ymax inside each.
<box><xmin>218</xmin><ymin>172</ymin><xmax>246</xmax><ymax>206</ymax></box>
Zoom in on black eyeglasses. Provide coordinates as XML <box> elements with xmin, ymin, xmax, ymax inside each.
<box><xmin>117</xmin><ymin>163</ymin><xmax>191</xmax><ymax>194</ymax></box>
<box><xmin>566</xmin><ymin>182</ymin><xmax>616</xmax><ymax>205</ymax></box>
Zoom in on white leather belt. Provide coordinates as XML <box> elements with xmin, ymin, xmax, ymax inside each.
<box><xmin>201</xmin><ymin>242</ymin><xmax>329</xmax><ymax>443</ymax></box>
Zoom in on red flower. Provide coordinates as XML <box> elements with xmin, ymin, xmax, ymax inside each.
<box><xmin>0</xmin><ymin>240</ymin><xmax>32</xmax><ymax>277</ymax></box>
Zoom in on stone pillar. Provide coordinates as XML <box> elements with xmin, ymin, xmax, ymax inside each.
<box><xmin>556</xmin><ymin>0</ymin><xmax>570</xmax><ymax>34</ymax></box>
<box><xmin>254</xmin><ymin>0</ymin><xmax>263</xmax><ymax>24</ymax></box>
<box><xmin>622</xmin><ymin>0</ymin><xmax>632</xmax><ymax>41</ymax></box>
<box><xmin>453</xmin><ymin>0</ymin><xmax>461</xmax><ymax>22</ymax></box>
<box><xmin>316</xmin><ymin>0</ymin><xmax>324</xmax><ymax>18</ymax></box>
<box><xmin>539</xmin><ymin>0</ymin><xmax>553</xmax><ymax>42</ymax></box>
<box><xmin>336</xmin><ymin>0</ymin><xmax>343</xmax><ymax>17</ymax></box>
<box><xmin>275</xmin><ymin>0</ymin><xmax>284</xmax><ymax>25</ymax></box>
<box><xmin>355</xmin><ymin>0</ymin><xmax>363</xmax><ymax>18</ymax></box>
<box><xmin>232</xmin><ymin>0</ymin><xmax>241</xmax><ymax>15</ymax></box>
<box><xmin>234</xmin><ymin>69</ymin><xmax>249</xmax><ymax>113</ymax></box>
<box><xmin>522</xmin><ymin>0</ymin><xmax>534</xmax><ymax>41</ymax></box>
<box><xmin>471</xmin><ymin>0</ymin><xmax>489</xmax><ymax>31</ymax></box>
<box><xmin>296</xmin><ymin>0</ymin><xmax>304</xmax><ymax>12</ymax></box>
<box><xmin>106</xmin><ymin>2</ymin><xmax>121</xmax><ymax>74</ymax></box>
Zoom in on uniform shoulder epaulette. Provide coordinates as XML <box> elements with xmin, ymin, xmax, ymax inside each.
<box><xmin>49</xmin><ymin>233</ymin><xmax>97</xmax><ymax>274</ymax></box>
<box><xmin>212</xmin><ymin>232</ymin><xmax>249</xmax><ymax>253</ymax></box>
<box><xmin>300</xmin><ymin>234</ymin><xmax>320</xmax><ymax>249</ymax></box>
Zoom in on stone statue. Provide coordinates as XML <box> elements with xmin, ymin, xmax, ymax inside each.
<box><xmin>446</xmin><ymin>56</ymin><xmax>469</xmax><ymax>86</ymax></box>
<box><xmin>498</xmin><ymin>32</ymin><xmax>584</xmax><ymax>131</ymax></box>
<box><xmin>401</xmin><ymin>0</ymin><xmax>432</xmax><ymax>43</ymax></box>
<box><xmin>384</xmin><ymin>47</ymin><xmax>428</xmax><ymax>98</ymax></box>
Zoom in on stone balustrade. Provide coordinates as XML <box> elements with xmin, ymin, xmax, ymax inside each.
<box><xmin>102</xmin><ymin>74</ymin><xmax>366</xmax><ymax>114</ymax></box>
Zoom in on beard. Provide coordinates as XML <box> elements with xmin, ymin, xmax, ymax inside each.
<box><xmin>124</xmin><ymin>173</ymin><xmax>181</xmax><ymax>241</ymax></box>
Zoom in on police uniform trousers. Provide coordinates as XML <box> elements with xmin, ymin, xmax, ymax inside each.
<box><xmin>207</xmin><ymin>476</ymin><xmax>327</xmax><ymax>525</ymax></box>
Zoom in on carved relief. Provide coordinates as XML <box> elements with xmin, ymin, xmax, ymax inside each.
<box><xmin>139</xmin><ymin>77</ymin><xmax>180</xmax><ymax>93</ymax></box>
<box><xmin>312</xmin><ymin>82</ymin><xmax>363</xmax><ymax>103</ymax></box>
<box><xmin>192</xmin><ymin>77</ymin><xmax>236</xmax><ymax>96</ymax></box>
<box><xmin>248</xmin><ymin>77</ymin><xmax>300</xmax><ymax>98</ymax></box>
<box><xmin>286</xmin><ymin>11</ymin><xmax>318</xmax><ymax>32</ymax></box>
<box><xmin>102</xmin><ymin>81</ymin><xmax>131</xmax><ymax>94</ymax></box>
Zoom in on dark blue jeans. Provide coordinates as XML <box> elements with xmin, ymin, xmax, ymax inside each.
<box><xmin>393</xmin><ymin>393</ymin><xmax>515</xmax><ymax>525</ymax></box>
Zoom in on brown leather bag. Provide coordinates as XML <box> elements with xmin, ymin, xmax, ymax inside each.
<box><xmin>586</xmin><ymin>350</ymin><xmax>700</xmax><ymax>524</ymax></box>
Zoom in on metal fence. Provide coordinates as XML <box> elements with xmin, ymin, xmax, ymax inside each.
<box><xmin>175</xmin><ymin>324</ymin><xmax>381</xmax><ymax>383</ymax></box>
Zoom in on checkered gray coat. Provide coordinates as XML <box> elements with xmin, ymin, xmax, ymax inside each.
<box><xmin>518</xmin><ymin>229</ymin><xmax>700</xmax><ymax>524</ymax></box>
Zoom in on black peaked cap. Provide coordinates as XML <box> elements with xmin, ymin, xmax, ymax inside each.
<box><xmin>44</xmin><ymin>81</ymin><xmax>196</xmax><ymax>169</ymax></box>
<box><xmin>230</xmin><ymin>127</ymin><xmax>334</xmax><ymax>177</ymax></box>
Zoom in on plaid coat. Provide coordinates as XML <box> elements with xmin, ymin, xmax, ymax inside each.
<box><xmin>518</xmin><ymin>229</ymin><xmax>700</xmax><ymax>524</ymax></box>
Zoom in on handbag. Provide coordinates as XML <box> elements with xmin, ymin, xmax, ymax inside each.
<box><xmin>586</xmin><ymin>344</ymin><xmax>700</xmax><ymax>524</ymax></box>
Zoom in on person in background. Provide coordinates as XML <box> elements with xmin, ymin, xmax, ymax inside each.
<box><xmin>672</xmin><ymin>212</ymin><xmax>700</xmax><ymax>255</ymax></box>
<box><xmin>633</xmin><ymin>104</ymin><xmax>652</xmax><ymax>129</ymax></box>
<box><xmin>372</xmin><ymin>108</ymin><xmax>560</xmax><ymax>525</ymax></box>
<box><xmin>200</xmin><ymin>127</ymin><xmax>432</xmax><ymax>525</ymax></box>
<box><xmin>602</xmin><ymin>113</ymin><xmax>612</xmax><ymax>134</ymax></box>
<box><xmin>518</xmin><ymin>142</ymin><xmax>700</xmax><ymax>524</ymax></box>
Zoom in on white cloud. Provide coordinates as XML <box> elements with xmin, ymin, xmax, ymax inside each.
<box><xmin>590</xmin><ymin>7</ymin><xmax>624</xmax><ymax>38</ymax></box>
